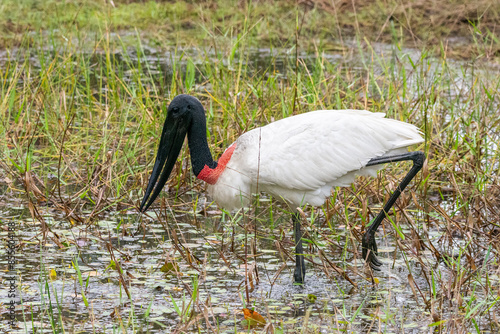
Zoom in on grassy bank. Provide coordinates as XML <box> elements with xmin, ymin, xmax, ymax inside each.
<box><xmin>1</xmin><ymin>0</ymin><xmax>499</xmax><ymax>58</ymax></box>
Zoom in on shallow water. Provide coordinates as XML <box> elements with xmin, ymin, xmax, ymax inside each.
<box><xmin>2</xmin><ymin>194</ymin><xmax>498</xmax><ymax>333</ymax></box>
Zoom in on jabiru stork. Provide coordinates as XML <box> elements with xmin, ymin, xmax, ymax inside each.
<box><xmin>140</xmin><ymin>94</ymin><xmax>425</xmax><ymax>284</ymax></box>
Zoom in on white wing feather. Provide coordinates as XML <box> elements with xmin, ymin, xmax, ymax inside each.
<box><xmin>209</xmin><ymin>110</ymin><xmax>423</xmax><ymax>210</ymax></box>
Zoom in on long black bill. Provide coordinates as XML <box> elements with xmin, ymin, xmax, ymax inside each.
<box><xmin>140</xmin><ymin>117</ymin><xmax>188</xmax><ymax>212</ymax></box>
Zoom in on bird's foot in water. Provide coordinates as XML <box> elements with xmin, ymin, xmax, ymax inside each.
<box><xmin>362</xmin><ymin>231</ymin><xmax>382</xmax><ymax>270</ymax></box>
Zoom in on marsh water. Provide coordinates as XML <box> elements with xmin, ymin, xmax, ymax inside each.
<box><xmin>1</xmin><ymin>41</ymin><xmax>499</xmax><ymax>333</ymax></box>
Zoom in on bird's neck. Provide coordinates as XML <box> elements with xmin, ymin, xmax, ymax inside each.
<box><xmin>187</xmin><ymin>114</ymin><xmax>236</xmax><ymax>185</ymax></box>
<box><xmin>187</xmin><ymin>117</ymin><xmax>217</xmax><ymax>177</ymax></box>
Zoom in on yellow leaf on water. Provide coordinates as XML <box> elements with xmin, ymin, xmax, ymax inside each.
<box><xmin>49</xmin><ymin>269</ymin><xmax>57</xmax><ymax>280</ymax></box>
<box><xmin>242</xmin><ymin>308</ymin><xmax>266</xmax><ymax>327</ymax></box>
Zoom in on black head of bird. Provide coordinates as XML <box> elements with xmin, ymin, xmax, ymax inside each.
<box><xmin>140</xmin><ymin>94</ymin><xmax>217</xmax><ymax>212</ymax></box>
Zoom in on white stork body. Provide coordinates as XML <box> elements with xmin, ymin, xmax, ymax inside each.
<box><xmin>140</xmin><ymin>95</ymin><xmax>426</xmax><ymax>281</ymax></box>
<box><xmin>209</xmin><ymin>110</ymin><xmax>423</xmax><ymax>211</ymax></box>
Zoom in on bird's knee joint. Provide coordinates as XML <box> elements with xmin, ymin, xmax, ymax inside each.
<box><xmin>412</xmin><ymin>151</ymin><xmax>426</xmax><ymax>168</ymax></box>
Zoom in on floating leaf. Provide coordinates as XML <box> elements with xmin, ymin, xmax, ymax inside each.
<box><xmin>160</xmin><ymin>262</ymin><xmax>179</xmax><ymax>274</ymax></box>
<box><xmin>242</xmin><ymin>308</ymin><xmax>266</xmax><ymax>327</ymax></box>
<box><xmin>365</xmin><ymin>276</ymin><xmax>380</xmax><ymax>284</ymax></box>
<box><xmin>307</xmin><ymin>294</ymin><xmax>317</xmax><ymax>303</ymax></box>
<box><xmin>49</xmin><ymin>269</ymin><xmax>57</xmax><ymax>281</ymax></box>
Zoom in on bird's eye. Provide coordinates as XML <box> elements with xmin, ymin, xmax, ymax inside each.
<box><xmin>187</xmin><ymin>105</ymin><xmax>192</xmax><ymax>111</ymax></box>
<box><xmin>172</xmin><ymin>107</ymin><xmax>179</xmax><ymax>114</ymax></box>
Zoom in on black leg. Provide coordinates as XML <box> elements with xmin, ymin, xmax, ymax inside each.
<box><xmin>362</xmin><ymin>151</ymin><xmax>425</xmax><ymax>270</ymax></box>
<box><xmin>293</xmin><ymin>212</ymin><xmax>306</xmax><ymax>283</ymax></box>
